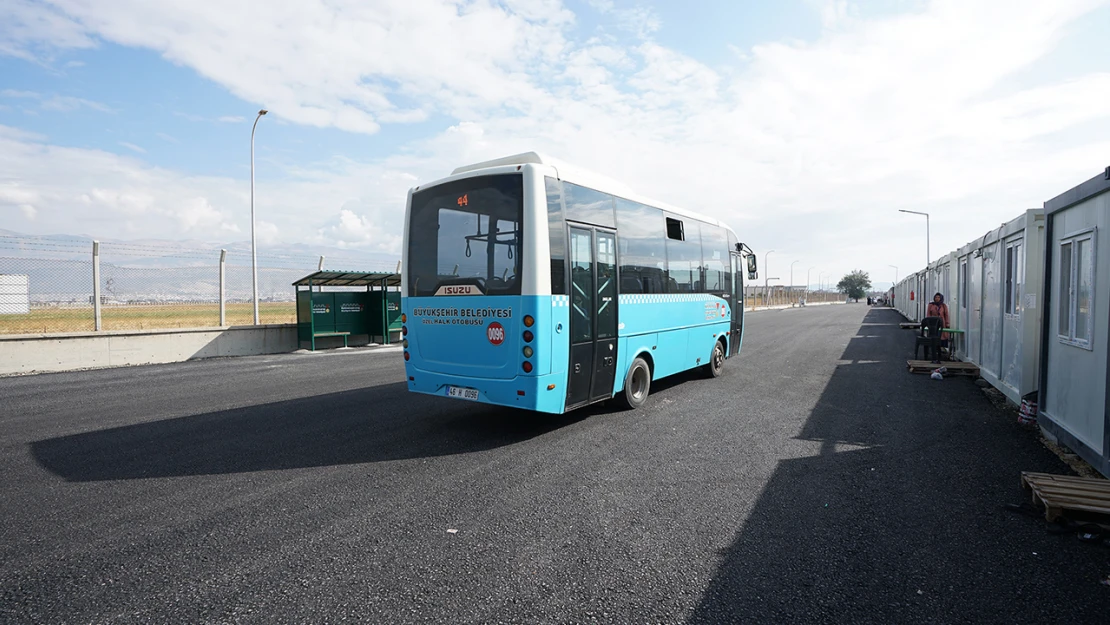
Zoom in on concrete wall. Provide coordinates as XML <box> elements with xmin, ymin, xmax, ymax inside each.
<box><xmin>0</xmin><ymin>325</ymin><xmax>299</xmax><ymax>376</ymax></box>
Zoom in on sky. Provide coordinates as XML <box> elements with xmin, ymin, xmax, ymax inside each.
<box><xmin>1</xmin><ymin>0</ymin><xmax>1109</xmax><ymax>289</ymax></box>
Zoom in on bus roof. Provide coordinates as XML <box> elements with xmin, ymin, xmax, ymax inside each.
<box><xmin>448</xmin><ymin>152</ymin><xmax>734</xmax><ymax>233</ymax></box>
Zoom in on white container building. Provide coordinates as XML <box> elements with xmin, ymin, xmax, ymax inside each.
<box><xmin>0</xmin><ymin>275</ymin><xmax>30</xmax><ymax>315</ymax></box>
<box><xmin>1038</xmin><ymin>169</ymin><xmax>1110</xmax><ymax>477</ymax></box>
<box><xmin>891</xmin><ymin>209</ymin><xmax>1046</xmax><ymax>406</ymax></box>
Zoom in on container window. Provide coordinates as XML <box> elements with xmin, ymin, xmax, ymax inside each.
<box><xmin>1057</xmin><ymin>229</ymin><xmax>1096</xmax><ymax>348</ymax></box>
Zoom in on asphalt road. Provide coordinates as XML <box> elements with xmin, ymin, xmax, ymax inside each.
<box><xmin>2</xmin><ymin>304</ymin><xmax>1108</xmax><ymax>624</ymax></box>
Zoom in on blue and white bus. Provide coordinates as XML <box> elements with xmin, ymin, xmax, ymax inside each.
<box><xmin>401</xmin><ymin>153</ymin><xmax>757</xmax><ymax>413</ymax></box>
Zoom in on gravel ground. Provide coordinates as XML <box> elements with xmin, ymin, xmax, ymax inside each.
<box><xmin>1</xmin><ymin>304</ymin><xmax>1107</xmax><ymax>624</ymax></box>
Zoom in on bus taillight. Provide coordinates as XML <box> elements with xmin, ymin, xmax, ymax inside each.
<box><xmin>523</xmin><ymin>315</ymin><xmax>534</xmax><ymax>328</ymax></box>
<box><xmin>522</xmin><ymin>361</ymin><xmax>533</xmax><ymax>373</ymax></box>
<box><xmin>523</xmin><ymin>330</ymin><xmax>534</xmax><ymax>342</ymax></box>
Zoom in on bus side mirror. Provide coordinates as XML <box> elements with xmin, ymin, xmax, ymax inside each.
<box><xmin>747</xmin><ymin>255</ymin><xmax>758</xmax><ymax>281</ymax></box>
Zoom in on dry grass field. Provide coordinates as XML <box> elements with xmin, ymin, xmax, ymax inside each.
<box><xmin>1</xmin><ymin>294</ymin><xmax>840</xmax><ymax>335</ymax></box>
<box><xmin>0</xmin><ymin>302</ymin><xmax>297</xmax><ymax>335</ymax></box>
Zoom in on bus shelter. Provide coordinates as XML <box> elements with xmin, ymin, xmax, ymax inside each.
<box><xmin>293</xmin><ymin>271</ymin><xmax>402</xmax><ymax>350</ymax></box>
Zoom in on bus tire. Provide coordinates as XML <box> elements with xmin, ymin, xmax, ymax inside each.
<box><xmin>617</xmin><ymin>357</ymin><xmax>651</xmax><ymax>409</ymax></box>
<box><xmin>704</xmin><ymin>339</ymin><xmax>725</xmax><ymax>378</ymax></box>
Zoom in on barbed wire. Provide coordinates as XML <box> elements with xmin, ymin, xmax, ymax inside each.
<box><xmin>0</xmin><ymin>234</ymin><xmax>398</xmax><ymax>268</ymax></box>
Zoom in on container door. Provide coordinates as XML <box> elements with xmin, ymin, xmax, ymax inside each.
<box><xmin>566</xmin><ymin>226</ymin><xmax>619</xmax><ymax>409</ymax></box>
<box><xmin>968</xmin><ymin>253</ymin><xmax>983</xmax><ymax>365</ymax></box>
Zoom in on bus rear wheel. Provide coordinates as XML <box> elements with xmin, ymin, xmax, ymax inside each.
<box><xmin>704</xmin><ymin>340</ymin><xmax>725</xmax><ymax>378</ymax></box>
<box><xmin>617</xmin><ymin>357</ymin><xmax>651</xmax><ymax>409</ymax></box>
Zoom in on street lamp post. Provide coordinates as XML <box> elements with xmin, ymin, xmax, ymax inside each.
<box><xmin>899</xmin><ymin>209</ymin><xmax>929</xmax><ymax>318</ymax></box>
<box><xmin>250</xmin><ymin>109</ymin><xmax>268</xmax><ymax>325</ymax></box>
<box><xmin>888</xmin><ymin>264</ymin><xmax>898</xmax><ymax>285</ymax></box>
<box><xmin>790</xmin><ymin>260</ymin><xmax>799</xmax><ymax>305</ymax></box>
<box><xmin>805</xmin><ymin>266</ymin><xmax>815</xmax><ymax>305</ymax></box>
<box><xmin>764</xmin><ymin>249</ymin><xmax>775</xmax><ymax>305</ymax></box>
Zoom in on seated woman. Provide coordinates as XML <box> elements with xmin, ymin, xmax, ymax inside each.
<box><xmin>926</xmin><ymin>292</ymin><xmax>951</xmax><ymax>350</ymax></box>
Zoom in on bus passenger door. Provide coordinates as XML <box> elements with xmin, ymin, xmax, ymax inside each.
<box><xmin>730</xmin><ymin>252</ymin><xmax>744</xmax><ymax>356</ymax></box>
<box><xmin>566</xmin><ymin>226</ymin><xmax>619</xmax><ymax>409</ymax></box>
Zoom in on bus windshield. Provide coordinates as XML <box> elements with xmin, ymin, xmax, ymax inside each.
<box><xmin>407</xmin><ymin>174</ymin><xmax>523</xmax><ymax>297</ymax></box>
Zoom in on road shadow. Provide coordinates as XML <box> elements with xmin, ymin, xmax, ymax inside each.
<box><xmin>31</xmin><ymin>382</ymin><xmax>593</xmax><ymax>482</ymax></box>
<box><xmin>687</xmin><ymin>308</ymin><xmax>1110</xmax><ymax>623</ymax></box>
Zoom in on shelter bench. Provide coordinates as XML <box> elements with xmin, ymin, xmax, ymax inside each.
<box><xmin>311</xmin><ymin>331</ymin><xmax>350</xmax><ymax>350</ymax></box>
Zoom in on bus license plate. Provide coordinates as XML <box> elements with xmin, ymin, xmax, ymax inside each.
<box><xmin>446</xmin><ymin>386</ymin><xmax>479</xmax><ymax>401</ymax></box>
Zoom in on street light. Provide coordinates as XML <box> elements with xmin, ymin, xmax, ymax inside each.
<box><xmin>790</xmin><ymin>260</ymin><xmax>799</xmax><ymax>305</ymax></box>
<box><xmin>805</xmin><ymin>265</ymin><xmax>816</xmax><ymax>304</ymax></box>
<box><xmin>899</xmin><ymin>209</ymin><xmax>930</xmax><ymax>318</ymax></box>
<box><xmin>764</xmin><ymin>249</ymin><xmax>775</xmax><ymax>304</ymax></box>
<box><xmin>250</xmin><ymin>109</ymin><xmax>268</xmax><ymax>325</ymax></box>
<box><xmin>888</xmin><ymin>264</ymin><xmax>898</xmax><ymax>285</ymax></box>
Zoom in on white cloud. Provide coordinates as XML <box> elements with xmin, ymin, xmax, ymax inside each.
<box><xmin>255</xmin><ymin>220</ymin><xmax>279</xmax><ymax>244</ymax></box>
<box><xmin>1</xmin><ymin>88</ymin><xmax>112</xmax><ymax>112</ymax></box>
<box><xmin>0</xmin><ymin>125</ymin><xmax>428</xmax><ymax>251</ymax></box>
<box><xmin>0</xmin><ymin>0</ymin><xmax>96</xmax><ymax>62</ymax></box>
<box><xmin>1</xmin><ymin>89</ymin><xmax>39</xmax><ymax>99</ymax></box>
<box><xmin>18</xmin><ymin>0</ymin><xmax>572</xmax><ymax>133</ymax></box>
<box><xmin>217</xmin><ymin>115</ymin><xmax>244</xmax><ymax>123</ymax></box>
<box><xmin>118</xmin><ymin>141</ymin><xmax>145</xmax><ymax>154</ymax></box>
<box><xmin>1</xmin><ymin>0</ymin><xmax>1108</xmax><ymax>282</ymax></box>
<box><xmin>174</xmin><ymin>197</ymin><xmax>239</xmax><ymax>232</ymax></box>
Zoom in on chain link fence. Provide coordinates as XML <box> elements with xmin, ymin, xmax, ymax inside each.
<box><xmin>0</xmin><ymin>236</ymin><xmax>397</xmax><ymax>335</ymax></box>
<box><xmin>743</xmin><ymin>286</ymin><xmax>843</xmax><ymax>308</ymax></box>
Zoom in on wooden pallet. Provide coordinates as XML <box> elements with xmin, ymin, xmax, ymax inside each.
<box><xmin>900</xmin><ymin>322</ymin><xmax>921</xmax><ymax>330</ymax></box>
<box><xmin>1021</xmin><ymin>472</ymin><xmax>1110</xmax><ymax>522</ymax></box>
<box><xmin>906</xmin><ymin>360</ymin><xmax>980</xmax><ymax>376</ymax></box>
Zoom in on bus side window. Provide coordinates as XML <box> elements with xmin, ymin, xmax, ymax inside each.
<box><xmin>545</xmin><ymin>177</ymin><xmax>567</xmax><ymax>295</ymax></box>
<box><xmin>701</xmin><ymin>226</ymin><xmax>730</xmax><ymax>297</ymax></box>
<box><xmin>665</xmin><ymin>217</ymin><xmax>702</xmax><ymax>294</ymax></box>
<box><xmin>614</xmin><ymin>198</ymin><xmax>666</xmax><ymax>295</ymax></box>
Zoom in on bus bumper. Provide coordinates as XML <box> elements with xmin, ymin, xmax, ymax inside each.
<box><xmin>404</xmin><ymin>367</ymin><xmax>567</xmax><ymax>414</ymax></box>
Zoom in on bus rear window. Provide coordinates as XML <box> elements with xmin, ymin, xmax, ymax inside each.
<box><xmin>407</xmin><ymin>174</ymin><xmax>523</xmax><ymax>297</ymax></box>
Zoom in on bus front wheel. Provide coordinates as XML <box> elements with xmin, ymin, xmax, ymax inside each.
<box><xmin>617</xmin><ymin>357</ymin><xmax>651</xmax><ymax>409</ymax></box>
<box><xmin>704</xmin><ymin>340</ymin><xmax>725</xmax><ymax>378</ymax></box>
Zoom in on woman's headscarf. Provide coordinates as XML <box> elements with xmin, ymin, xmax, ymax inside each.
<box><xmin>932</xmin><ymin>292</ymin><xmax>945</xmax><ymax>306</ymax></box>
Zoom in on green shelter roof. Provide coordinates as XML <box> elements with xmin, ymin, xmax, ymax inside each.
<box><xmin>293</xmin><ymin>271</ymin><xmax>401</xmax><ymax>287</ymax></box>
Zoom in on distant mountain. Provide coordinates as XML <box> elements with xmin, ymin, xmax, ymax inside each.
<box><xmin>0</xmin><ymin>229</ymin><xmax>399</xmax><ymax>269</ymax></box>
<box><xmin>0</xmin><ymin>230</ymin><xmax>400</xmax><ymax>303</ymax></box>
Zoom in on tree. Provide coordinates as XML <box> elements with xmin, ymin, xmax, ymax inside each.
<box><xmin>837</xmin><ymin>270</ymin><xmax>872</xmax><ymax>301</ymax></box>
